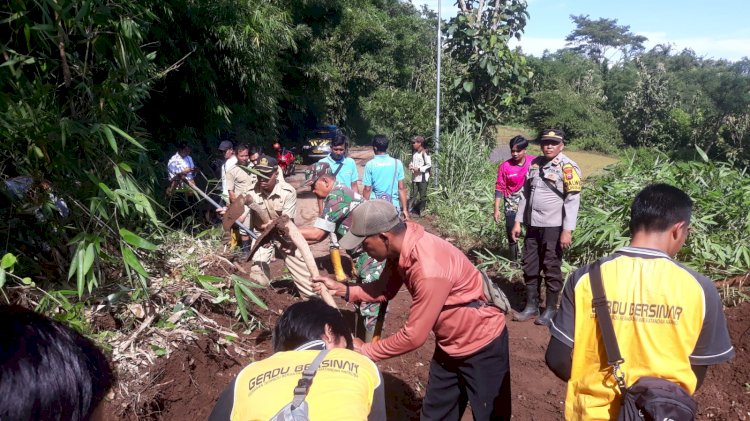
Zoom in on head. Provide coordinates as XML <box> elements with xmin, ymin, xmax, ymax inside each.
<box><xmin>539</xmin><ymin>129</ymin><xmax>565</xmax><ymax>160</ymax></box>
<box><xmin>411</xmin><ymin>136</ymin><xmax>425</xmax><ymax>152</ymax></box>
<box><xmin>629</xmin><ymin>184</ymin><xmax>693</xmax><ymax>256</ymax></box>
<box><xmin>339</xmin><ymin>200</ymin><xmax>405</xmax><ymax>261</ymax></box>
<box><xmin>0</xmin><ymin>305</ymin><xmax>115</xmax><ymax>421</ymax></box>
<box><xmin>330</xmin><ymin>133</ymin><xmax>348</xmax><ymax>161</ymax></box>
<box><xmin>249</xmin><ymin>146</ymin><xmax>262</xmax><ymax>166</ymax></box>
<box><xmin>272</xmin><ymin>141</ymin><xmax>281</xmax><ymax>152</ymax></box>
<box><xmin>235</xmin><ymin>144</ymin><xmax>250</xmax><ymax>166</ymax></box>
<box><xmin>177</xmin><ymin>142</ymin><xmax>191</xmax><ymax>158</ymax></box>
<box><xmin>218</xmin><ymin>141</ymin><xmax>234</xmax><ymax>160</ymax></box>
<box><xmin>302</xmin><ymin>162</ymin><xmax>335</xmax><ymax>198</ymax></box>
<box><xmin>255</xmin><ymin>155</ymin><xmax>279</xmax><ymax>192</ymax></box>
<box><xmin>372</xmin><ymin>135</ymin><xmax>389</xmax><ymax>154</ymax></box>
<box><xmin>272</xmin><ymin>300</ymin><xmax>353</xmax><ymax>351</ymax></box>
<box><xmin>508</xmin><ymin>135</ymin><xmax>529</xmax><ymax>163</ymax></box>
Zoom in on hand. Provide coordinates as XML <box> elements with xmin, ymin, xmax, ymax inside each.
<box><xmin>312</xmin><ymin>275</ymin><xmax>347</xmax><ymax>297</ymax></box>
<box><xmin>352</xmin><ymin>337</ymin><xmax>365</xmax><ymax>353</ymax></box>
<box><xmin>493</xmin><ymin>209</ymin><xmax>500</xmax><ymax>223</ymax></box>
<box><xmin>402</xmin><ymin>209</ymin><xmax>410</xmax><ymax>221</ymax></box>
<box><xmin>216</xmin><ymin>207</ymin><xmax>227</xmax><ymax>215</ymax></box>
<box><xmin>511</xmin><ymin>222</ymin><xmax>522</xmax><ymax>241</ymax></box>
<box><xmin>560</xmin><ymin>229</ymin><xmax>572</xmax><ymax>249</ymax></box>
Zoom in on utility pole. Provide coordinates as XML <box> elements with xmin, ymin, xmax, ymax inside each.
<box><xmin>434</xmin><ymin>0</ymin><xmax>441</xmax><ymax>187</ymax></box>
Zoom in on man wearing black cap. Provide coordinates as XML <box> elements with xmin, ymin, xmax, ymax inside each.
<box><xmin>242</xmin><ymin>155</ymin><xmax>314</xmax><ymax>297</ymax></box>
<box><xmin>312</xmin><ymin>200</ymin><xmax>511</xmax><ymax>420</ymax></box>
<box><xmin>511</xmin><ymin>129</ymin><xmax>582</xmax><ymax>326</ymax></box>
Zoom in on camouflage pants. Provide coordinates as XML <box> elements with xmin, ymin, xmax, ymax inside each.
<box><xmin>353</xmin><ymin>253</ymin><xmax>385</xmax><ymax>333</ymax></box>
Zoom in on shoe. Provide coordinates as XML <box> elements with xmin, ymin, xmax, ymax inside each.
<box><xmin>513</xmin><ymin>283</ymin><xmax>539</xmax><ymax>322</ymax></box>
<box><xmin>535</xmin><ymin>291</ymin><xmax>560</xmax><ymax>326</ymax></box>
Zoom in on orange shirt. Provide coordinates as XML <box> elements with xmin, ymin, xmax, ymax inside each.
<box><xmin>349</xmin><ymin>223</ymin><xmax>506</xmax><ymax>361</ymax></box>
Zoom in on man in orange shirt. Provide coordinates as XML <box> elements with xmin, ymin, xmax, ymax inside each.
<box><xmin>314</xmin><ymin>200</ymin><xmax>511</xmax><ymax>420</ymax></box>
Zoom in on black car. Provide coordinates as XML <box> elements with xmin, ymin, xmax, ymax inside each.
<box><xmin>301</xmin><ymin>125</ymin><xmax>340</xmax><ymax>163</ymax></box>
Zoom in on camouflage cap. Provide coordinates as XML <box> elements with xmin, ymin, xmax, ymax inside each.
<box><xmin>302</xmin><ymin>162</ymin><xmax>333</xmax><ymax>187</ymax></box>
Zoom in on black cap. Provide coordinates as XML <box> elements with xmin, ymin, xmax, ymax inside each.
<box><xmin>541</xmin><ymin>129</ymin><xmax>565</xmax><ymax>143</ymax></box>
<box><xmin>254</xmin><ymin>155</ymin><xmax>278</xmax><ymax>176</ymax></box>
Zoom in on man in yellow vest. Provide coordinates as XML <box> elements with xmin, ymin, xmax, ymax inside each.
<box><xmin>545</xmin><ymin>184</ymin><xmax>734</xmax><ymax>420</ymax></box>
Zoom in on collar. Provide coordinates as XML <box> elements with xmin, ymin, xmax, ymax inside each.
<box><xmin>294</xmin><ymin>340</ymin><xmax>326</xmax><ymax>351</ymax></box>
<box><xmin>616</xmin><ymin>246</ymin><xmax>671</xmax><ymax>259</ymax></box>
<box><xmin>328</xmin><ymin>154</ymin><xmax>345</xmax><ymax>163</ymax></box>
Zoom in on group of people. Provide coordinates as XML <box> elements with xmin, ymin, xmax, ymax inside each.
<box><xmin>0</xmin><ymin>129</ymin><xmax>736</xmax><ymax>421</ymax></box>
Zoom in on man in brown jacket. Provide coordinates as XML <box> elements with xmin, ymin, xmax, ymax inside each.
<box><xmin>313</xmin><ymin>200</ymin><xmax>511</xmax><ymax>420</ymax></box>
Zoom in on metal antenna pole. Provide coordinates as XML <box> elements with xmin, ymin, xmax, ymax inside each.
<box><xmin>434</xmin><ymin>0</ymin><xmax>442</xmax><ymax>187</ymax></box>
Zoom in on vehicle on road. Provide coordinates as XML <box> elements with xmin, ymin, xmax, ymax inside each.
<box><xmin>301</xmin><ymin>125</ymin><xmax>340</xmax><ymax>164</ymax></box>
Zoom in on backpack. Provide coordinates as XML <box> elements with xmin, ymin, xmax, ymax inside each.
<box><xmin>480</xmin><ymin>270</ymin><xmax>511</xmax><ymax>313</ymax></box>
<box><xmin>589</xmin><ymin>261</ymin><xmax>698</xmax><ymax>421</ymax></box>
<box><xmin>269</xmin><ymin>349</ymin><xmax>330</xmax><ymax>421</ymax></box>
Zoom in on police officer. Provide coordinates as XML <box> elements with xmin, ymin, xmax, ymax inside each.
<box><xmin>244</xmin><ymin>155</ymin><xmax>315</xmax><ymax>298</ymax></box>
<box><xmin>511</xmin><ymin>129</ymin><xmax>582</xmax><ymax>326</ymax></box>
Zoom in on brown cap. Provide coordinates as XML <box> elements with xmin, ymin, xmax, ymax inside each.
<box><xmin>411</xmin><ymin>135</ymin><xmax>425</xmax><ymax>144</ymax></box>
<box><xmin>339</xmin><ymin>200</ymin><xmax>400</xmax><ymax>250</ymax></box>
<box><xmin>541</xmin><ymin>129</ymin><xmax>565</xmax><ymax>143</ymax></box>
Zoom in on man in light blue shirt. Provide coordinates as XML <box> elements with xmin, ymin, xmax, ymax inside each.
<box><xmin>318</xmin><ymin>134</ymin><xmax>358</xmax><ymax>190</ymax></box>
<box><xmin>362</xmin><ymin>135</ymin><xmax>409</xmax><ymax>220</ymax></box>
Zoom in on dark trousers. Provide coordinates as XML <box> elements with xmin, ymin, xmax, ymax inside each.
<box><xmin>421</xmin><ymin>329</ymin><xmax>511</xmax><ymax>421</ymax></box>
<box><xmin>409</xmin><ymin>181</ymin><xmax>428</xmax><ymax>215</ymax></box>
<box><xmin>522</xmin><ymin>226</ymin><xmax>563</xmax><ymax>293</ymax></box>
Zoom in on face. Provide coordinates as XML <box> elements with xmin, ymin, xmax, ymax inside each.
<box><xmin>260</xmin><ymin>171</ymin><xmax>278</xmax><ymax>193</ymax></box>
<box><xmin>311</xmin><ymin>177</ymin><xmax>332</xmax><ymax>199</ymax></box>
<box><xmin>412</xmin><ymin>141</ymin><xmax>422</xmax><ymax>152</ymax></box>
<box><xmin>178</xmin><ymin>147</ymin><xmax>191</xmax><ymax>158</ymax></box>
<box><xmin>510</xmin><ymin>146</ymin><xmax>527</xmax><ymax>163</ymax></box>
<box><xmin>540</xmin><ymin>140</ymin><xmax>564</xmax><ymax>159</ymax></box>
<box><xmin>249</xmin><ymin>153</ymin><xmax>260</xmax><ymax>165</ymax></box>
<box><xmin>222</xmin><ymin>148</ymin><xmax>233</xmax><ymax>159</ymax></box>
<box><xmin>362</xmin><ymin>234</ymin><xmax>389</xmax><ymax>261</ymax></box>
<box><xmin>273</xmin><ymin>142</ymin><xmax>281</xmax><ymax>151</ymax></box>
<box><xmin>236</xmin><ymin>149</ymin><xmax>250</xmax><ymax>165</ymax></box>
<box><xmin>330</xmin><ymin>144</ymin><xmax>346</xmax><ymax>160</ymax></box>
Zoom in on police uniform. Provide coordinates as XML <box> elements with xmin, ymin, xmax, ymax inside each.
<box><xmin>515</xmin><ymin>130</ymin><xmax>582</xmax><ymax>325</ymax></box>
<box><xmin>245</xmin><ymin>157</ymin><xmax>315</xmax><ymax>298</ymax></box>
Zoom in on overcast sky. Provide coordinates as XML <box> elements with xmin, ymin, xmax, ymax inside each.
<box><xmin>414</xmin><ymin>0</ymin><xmax>750</xmax><ymax>61</ymax></box>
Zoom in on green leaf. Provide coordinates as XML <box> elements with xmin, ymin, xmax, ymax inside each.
<box><xmin>119</xmin><ymin>228</ymin><xmax>157</xmax><ymax>250</ymax></box>
<box><xmin>76</xmin><ymin>249</ymin><xmax>85</xmax><ymax>298</ymax></box>
<box><xmin>197</xmin><ymin>275</ymin><xmax>224</xmax><ymax>283</ymax></box>
<box><xmin>107</xmin><ymin>124</ymin><xmax>145</xmax><ymax>150</ymax></box>
<box><xmin>102</xmin><ymin>125</ymin><xmax>118</xmax><ymax>153</ymax></box>
<box><xmin>462</xmin><ymin>81</ymin><xmax>474</xmax><ymax>93</ymax></box>
<box><xmin>118</xmin><ymin>162</ymin><xmax>132</xmax><ymax>172</ymax></box>
<box><xmin>238</xmin><ymin>284</ymin><xmax>268</xmax><ymax>310</ymax></box>
<box><xmin>234</xmin><ymin>283</ymin><xmax>249</xmax><ymax>323</ymax></box>
<box><xmin>1</xmin><ymin>253</ymin><xmax>16</xmax><ymax>270</ymax></box>
<box><xmin>695</xmin><ymin>145</ymin><xmax>709</xmax><ymax>163</ymax></box>
<box><xmin>122</xmin><ymin>247</ymin><xmax>149</xmax><ymax>278</ymax></box>
<box><xmin>83</xmin><ymin>243</ymin><xmax>95</xmax><ymax>275</ymax></box>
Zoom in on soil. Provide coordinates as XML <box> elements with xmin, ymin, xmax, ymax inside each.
<box><xmin>102</xmin><ymin>147</ymin><xmax>750</xmax><ymax>420</ymax></box>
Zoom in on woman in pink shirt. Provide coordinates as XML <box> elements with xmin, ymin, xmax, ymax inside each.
<box><xmin>494</xmin><ymin>135</ymin><xmax>535</xmax><ymax>262</ymax></box>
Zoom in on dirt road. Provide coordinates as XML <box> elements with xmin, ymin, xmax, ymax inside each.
<box><xmin>104</xmin><ymin>147</ymin><xmax>750</xmax><ymax>420</ymax></box>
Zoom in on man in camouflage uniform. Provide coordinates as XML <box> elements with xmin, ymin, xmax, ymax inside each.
<box><xmin>299</xmin><ymin>162</ymin><xmax>385</xmax><ymax>342</ymax></box>
<box><xmin>511</xmin><ymin>129</ymin><xmax>582</xmax><ymax>326</ymax></box>
<box><xmin>239</xmin><ymin>155</ymin><xmax>315</xmax><ymax>299</ymax></box>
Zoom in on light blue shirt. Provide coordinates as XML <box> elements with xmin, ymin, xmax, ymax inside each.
<box><xmin>363</xmin><ymin>154</ymin><xmax>405</xmax><ymax>209</ymax></box>
<box><xmin>319</xmin><ymin>155</ymin><xmax>359</xmax><ymax>187</ymax></box>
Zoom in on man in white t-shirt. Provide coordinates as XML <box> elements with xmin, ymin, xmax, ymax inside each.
<box><xmin>218</xmin><ymin>140</ymin><xmax>237</xmax><ymax>204</ymax></box>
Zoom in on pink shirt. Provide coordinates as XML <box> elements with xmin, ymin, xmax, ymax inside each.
<box><xmin>495</xmin><ymin>155</ymin><xmax>535</xmax><ymax>197</ymax></box>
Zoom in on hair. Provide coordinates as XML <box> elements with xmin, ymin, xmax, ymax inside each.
<box><xmin>177</xmin><ymin>142</ymin><xmax>190</xmax><ymax>151</ymax></box>
<box><xmin>508</xmin><ymin>135</ymin><xmax>529</xmax><ymax>150</ymax></box>
<box><xmin>235</xmin><ymin>143</ymin><xmax>250</xmax><ymax>154</ymax></box>
<box><xmin>372</xmin><ymin>135</ymin><xmax>389</xmax><ymax>153</ymax></box>
<box><xmin>272</xmin><ymin>300</ymin><xmax>353</xmax><ymax>352</ymax></box>
<box><xmin>0</xmin><ymin>306</ymin><xmax>115</xmax><ymax>421</ymax></box>
<box><xmin>389</xmin><ymin>221</ymin><xmax>407</xmax><ymax>235</ymax></box>
<box><xmin>629</xmin><ymin>184</ymin><xmax>693</xmax><ymax>234</ymax></box>
<box><xmin>331</xmin><ymin>133</ymin><xmax>349</xmax><ymax>148</ymax></box>
<box><xmin>249</xmin><ymin>145</ymin><xmax>262</xmax><ymax>156</ymax></box>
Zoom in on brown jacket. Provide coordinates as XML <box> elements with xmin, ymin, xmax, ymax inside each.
<box><xmin>350</xmin><ymin>222</ymin><xmax>506</xmax><ymax>361</ymax></box>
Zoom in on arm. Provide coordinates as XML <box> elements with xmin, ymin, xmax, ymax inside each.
<box><xmin>362</xmin><ymin>163</ymin><xmax>372</xmax><ymax>199</ymax></box>
<box><xmin>398</xmin><ymin>180</ymin><xmax>409</xmax><ymax>221</ymax></box>
<box><xmin>493</xmin><ymin>195</ymin><xmax>502</xmax><ymax>223</ymax></box>
<box><xmin>298</xmin><ymin>226</ymin><xmax>328</xmax><ymax>243</ymax></box>
<box><xmin>545</xmin><ymin>336</ymin><xmax>572</xmax><ymax>381</ymax></box>
<box><xmin>362</xmin><ymin>185</ymin><xmax>372</xmax><ymax>200</ymax></box>
<box><xmin>692</xmin><ymin>365</ymin><xmax>708</xmax><ymax>390</ymax></box>
<box><xmin>419</xmin><ymin>152</ymin><xmax>431</xmax><ymax>173</ymax></box>
<box><xmin>282</xmin><ymin>188</ymin><xmax>297</xmax><ymax>221</ymax></box>
<box><xmin>349</xmin><ymin>264</ymin><xmax>403</xmax><ymax>303</ymax></box>
<box><xmin>359</xmin><ymin>274</ymin><xmax>451</xmax><ymax>361</ymax></box>
<box><xmin>368</xmin><ymin>371</ymin><xmax>387</xmax><ymax>421</ymax></box>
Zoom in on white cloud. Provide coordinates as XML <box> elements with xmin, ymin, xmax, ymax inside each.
<box><xmin>509</xmin><ymin>37</ymin><xmax>568</xmax><ymax>57</ymax></box>
<box><xmin>637</xmin><ymin>31</ymin><xmax>750</xmax><ymax>61</ymax></box>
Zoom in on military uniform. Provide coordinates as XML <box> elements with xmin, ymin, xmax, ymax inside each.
<box><xmin>515</xmin><ymin>144</ymin><xmax>582</xmax><ymax>325</ymax></box>
<box><xmin>314</xmin><ymin>183</ymin><xmax>386</xmax><ymax>339</ymax></box>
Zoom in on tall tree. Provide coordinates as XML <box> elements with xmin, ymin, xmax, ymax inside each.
<box><xmin>565</xmin><ymin>15</ymin><xmax>647</xmax><ymax>64</ymax></box>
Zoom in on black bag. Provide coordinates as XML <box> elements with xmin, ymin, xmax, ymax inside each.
<box><xmin>589</xmin><ymin>261</ymin><xmax>698</xmax><ymax>421</ymax></box>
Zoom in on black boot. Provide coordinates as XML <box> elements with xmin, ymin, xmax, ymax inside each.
<box><xmin>240</xmin><ymin>239</ymin><xmax>251</xmax><ymax>260</ymax></box>
<box><xmin>509</xmin><ymin>242</ymin><xmax>519</xmax><ymax>263</ymax></box>
<box><xmin>513</xmin><ymin>283</ymin><xmax>540</xmax><ymax>322</ymax></box>
<box><xmin>535</xmin><ymin>291</ymin><xmax>560</xmax><ymax>326</ymax></box>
